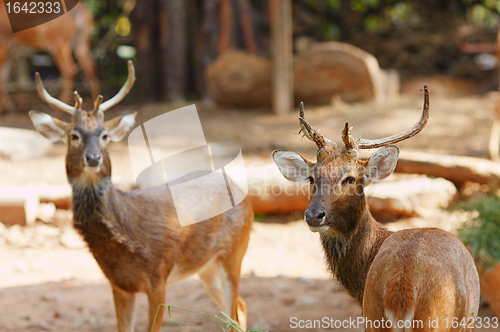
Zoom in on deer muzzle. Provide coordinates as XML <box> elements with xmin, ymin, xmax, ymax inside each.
<box><xmin>304</xmin><ymin>207</ymin><xmax>329</xmax><ymax>232</ymax></box>
<box><xmin>84</xmin><ymin>152</ymin><xmax>102</xmax><ymax>168</ymax></box>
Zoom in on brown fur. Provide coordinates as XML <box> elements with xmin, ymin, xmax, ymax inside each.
<box><xmin>274</xmin><ymin>147</ymin><xmax>480</xmax><ymax>332</ymax></box>
<box><xmin>32</xmin><ymin>109</ymin><xmax>253</xmax><ymax>332</ymax></box>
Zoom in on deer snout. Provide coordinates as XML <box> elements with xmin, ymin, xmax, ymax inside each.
<box><xmin>304</xmin><ymin>208</ymin><xmax>329</xmax><ymax>233</ymax></box>
<box><xmin>84</xmin><ymin>152</ymin><xmax>103</xmax><ymax>167</ymax></box>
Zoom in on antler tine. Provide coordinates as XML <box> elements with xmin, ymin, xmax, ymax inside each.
<box><xmin>73</xmin><ymin>91</ymin><xmax>82</xmax><ymax>110</ymax></box>
<box><xmin>94</xmin><ymin>95</ymin><xmax>103</xmax><ymax>110</ymax></box>
<box><xmin>298</xmin><ymin>102</ymin><xmax>337</xmax><ymax>150</ymax></box>
<box><xmin>342</xmin><ymin>122</ymin><xmax>357</xmax><ymax>149</ymax></box>
<box><xmin>35</xmin><ymin>72</ymin><xmax>75</xmax><ymax>114</ymax></box>
<box><xmin>99</xmin><ymin>60</ymin><xmax>136</xmax><ymax>112</ymax></box>
<box><xmin>351</xmin><ymin>84</ymin><xmax>430</xmax><ymax>150</ymax></box>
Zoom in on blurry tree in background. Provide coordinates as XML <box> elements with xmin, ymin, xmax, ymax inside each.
<box><xmin>83</xmin><ymin>0</ymin><xmax>500</xmax><ymax>102</ymax></box>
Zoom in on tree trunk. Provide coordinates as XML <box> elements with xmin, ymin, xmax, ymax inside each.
<box><xmin>161</xmin><ymin>0</ymin><xmax>188</xmax><ymax>101</ymax></box>
<box><xmin>132</xmin><ymin>0</ymin><xmax>160</xmax><ymax>102</ymax></box>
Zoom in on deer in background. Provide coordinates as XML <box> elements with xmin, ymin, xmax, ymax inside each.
<box><xmin>29</xmin><ymin>61</ymin><xmax>253</xmax><ymax>332</ymax></box>
<box><xmin>273</xmin><ymin>89</ymin><xmax>480</xmax><ymax>331</ymax></box>
<box><xmin>0</xmin><ymin>1</ymin><xmax>99</xmax><ymax>113</ymax></box>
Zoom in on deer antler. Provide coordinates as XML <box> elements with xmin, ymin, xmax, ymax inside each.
<box><xmin>99</xmin><ymin>60</ymin><xmax>136</xmax><ymax>112</ymax></box>
<box><xmin>94</xmin><ymin>95</ymin><xmax>103</xmax><ymax>111</ymax></box>
<box><xmin>35</xmin><ymin>73</ymin><xmax>76</xmax><ymax>114</ymax></box>
<box><xmin>342</xmin><ymin>84</ymin><xmax>430</xmax><ymax>150</ymax></box>
<box><xmin>298</xmin><ymin>102</ymin><xmax>337</xmax><ymax>150</ymax></box>
<box><xmin>73</xmin><ymin>91</ymin><xmax>83</xmax><ymax>110</ymax></box>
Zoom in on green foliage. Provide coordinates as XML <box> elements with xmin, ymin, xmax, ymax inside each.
<box><xmin>81</xmin><ymin>0</ymin><xmax>125</xmax><ymax>39</ymax></box>
<box><xmin>298</xmin><ymin>0</ymin><xmax>500</xmax><ymax>41</ymax></box>
<box><xmin>455</xmin><ymin>195</ymin><xmax>500</xmax><ymax>270</ymax></box>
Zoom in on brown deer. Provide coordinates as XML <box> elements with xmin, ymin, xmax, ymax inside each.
<box><xmin>273</xmin><ymin>87</ymin><xmax>480</xmax><ymax>331</ymax></box>
<box><xmin>29</xmin><ymin>61</ymin><xmax>253</xmax><ymax>332</ymax></box>
<box><xmin>0</xmin><ymin>1</ymin><xmax>99</xmax><ymax>113</ymax></box>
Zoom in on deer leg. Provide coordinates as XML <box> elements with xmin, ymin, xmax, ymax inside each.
<box><xmin>198</xmin><ymin>258</ymin><xmax>226</xmax><ymax>311</ymax></box>
<box><xmin>219</xmin><ymin>257</ymin><xmax>247</xmax><ymax>330</ymax></box>
<box><xmin>74</xmin><ymin>41</ymin><xmax>100</xmax><ymax>99</ymax></box>
<box><xmin>112</xmin><ymin>286</ymin><xmax>137</xmax><ymax>332</ymax></box>
<box><xmin>52</xmin><ymin>43</ymin><xmax>78</xmax><ymax>104</ymax></box>
<box><xmin>146</xmin><ymin>282</ymin><xmax>167</xmax><ymax>332</ymax></box>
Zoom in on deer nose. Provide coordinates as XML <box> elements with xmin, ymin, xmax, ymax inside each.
<box><xmin>85</xmin><ymin>152</ymin><xmax>102</xmax><ymax>167</ymax></box>
<box><xmin>305</xmin><ymin>208</ymin><xmax>326</xmax><ymax>226</ymax></box>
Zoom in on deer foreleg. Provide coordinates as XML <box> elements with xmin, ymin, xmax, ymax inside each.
<box><xmin>146</xmin><ymin>282</ymin><xmax>167</xmax><ymax>332</ymax></box>
<box><xmin>112</xmin><ymin>286</ymin><xmax>137</xmax><ymax>332</ymax></box>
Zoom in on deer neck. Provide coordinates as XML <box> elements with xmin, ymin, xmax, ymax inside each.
<box><xmin>67</xmin><ymin>163</ymin><xmax>157</xmax><ymax>257</ymax></box>
<box><xmin>320</xmin><ymin>198</ymin><xmax>392</xmax><ymax>305</ymax></box>
<box><xmin>70</xmin><ymin>175</ymin><xmax>112</xmax><ymax>222</ymax></box>
<box><xmin>66</xmin><ymin>154</ymin><xmax>123</xmax><ymax>243</ymax></box>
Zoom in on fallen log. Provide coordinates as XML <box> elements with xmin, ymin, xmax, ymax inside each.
<box><xmin>393</xmin><ymin>151</ymin><xmax>500</xmax><ymax>187</ymax></box>
<box><xmin>0</xmin><ymin>186</ymin><xmax>39</xmax><ymax>226</ymax></box>
<box><xmin>25</xmin><ymin>152</ymin><xmax>500</xmax><ymax>218</ymax></box>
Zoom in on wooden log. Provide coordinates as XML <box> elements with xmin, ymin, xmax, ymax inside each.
<box><xmin>29</xmin><ymin>153</ymin><xmax>500</xmax><ymax>217</ymax></box>
<box><xmin>244</xmin><ymin>162</ymin><xmax>456</xmax><ymax>216</ymax></box>
<box><xmin>38</xmin><ymin>185</ymin><xmax>72</xmax><ymax>209</ymax></box>
<box><xmin>392</xmin><ymin>151</ymin><xmax>500</xmax><ymax>187</ymax></box>
<box><xmin>0</xmin><ymin>186</ymin><xmax>39</xmax><ymax>226</ymax></box>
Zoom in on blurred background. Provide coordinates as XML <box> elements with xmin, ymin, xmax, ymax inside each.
<box><xmin>2</xmin><ymin>0</ymin><xmax>500</xmax><ymax>108</ymax></box>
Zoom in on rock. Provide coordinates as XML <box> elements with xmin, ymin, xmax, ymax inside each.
<box><xmin>37</xmin><ymin>203</ymin><xmax>56</xmax><ymax>223</ymax></box>
<box><xmin>6</xmin><ymin>224</ymin><xmax>29</xmax><ymax>247</ymax></box>
<box><xmin>59</xmin><ymin>226</ymin><xmax>86</xmax><ymax>249</ymax></box>
<box><xmin>296</xmin><ymin>296</ymin><xmax>317</xmax><ymax>305</ymax></box>
<box><xmin>36</xmin><ymin>224</ymin><xmax>61</xmax><ymax>238</ymax></box>
<box><xmin>0</xmin><ymin>186</ymin><xmax>39</xmax><ymax>226</ymax></box>
<box><xmin>365</xmin><ymin>175</ymin><xmax>457</xmax><ymax>217</ymax></box>
<box><xmin>0</xmin><ymin>127</ymin><xmax>51</xmax><ymax>161</ymax></box>
<box><xmin>281</xmin><ymin>296</ymin><xmax>296</xmax><ymax>306</ymax></box>
<box><xmin>0</xmin><ymin>221</ymin><xmax>6</xmax><ymax>236</ymax></box>
<box><xmin>206</xmin><ymin>50</ymin><xmax>272</xmax><ymax>107</ymax></box>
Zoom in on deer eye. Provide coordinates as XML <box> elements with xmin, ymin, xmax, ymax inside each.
<box><xmin>342</xmin><ymin>176</ymin><xmax>356</xmax><ymax>185</ymax></box>
<box><xmin>69</xmin><ymin>134</ymin><xmax>79</xmax><ymax>141</ymax></box>
<box><xmin>307</xmin><ymin>176</ymin><xmax>314</xmax><ymax>185</ymax></box>
<box><xmin>102</xmin><ymin>134</ymin><xmax>110</xmax><ymax>141</ymax></box>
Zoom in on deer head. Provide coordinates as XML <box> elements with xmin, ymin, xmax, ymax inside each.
<box><xmin>273</xmin><ymin>86</ymin><xmax>429</xmax><ymax>234</ymax></box>
<box><xmin>29</xmin><ymin>61</ymin><xmax>137</xmax><ymax>182</ymax></box>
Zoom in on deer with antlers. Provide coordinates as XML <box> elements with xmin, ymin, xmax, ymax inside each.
<box><xmin>0</xmin><ymin>2</ymin><xmax>99</xmax><ymax>113</ymax></box>
<box><xmin>29</xmin><ymin>61</ymin><xmax>253</xmax><ymax>332</ymax></box>
<box><xmin>273</xmin><ymin>87</ymin><xmax>480</xmax><ymax>331</ymax></box>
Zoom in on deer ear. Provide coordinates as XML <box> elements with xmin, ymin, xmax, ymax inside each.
<box><xmin>365</xmin><ymin>145</ymin><xmax>399</xmax><ymax>185</ymax></box>
<box><xmin>29</xmin><ymin>111</ymin><xmax>69</xmax><ymax>142</ymax></box>
<box><xmin>272</xmin><ymin>150</ymin><xmax>314</xmax><ymax>183</ymax></box>
<box><xmin>104</xmin><ymin>112</ymin><xmax>137</xmax><ymax>142</ymax></box>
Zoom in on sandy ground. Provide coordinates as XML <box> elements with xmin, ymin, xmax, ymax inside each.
<box><xmin>0</xmin><ymin>219</ymin><xmax>497</xmax><ymax>332</ymax></box>
<box><xmin>0</xmin><ymin>93</ymin><xmax>499</xmax><ymax>331</ymax></box>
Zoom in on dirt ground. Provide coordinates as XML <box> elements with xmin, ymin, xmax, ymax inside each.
<box><xmin>0</xmin><ymin>91</ymin><xmax>499</xmax><ymax>331</ymax></box>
